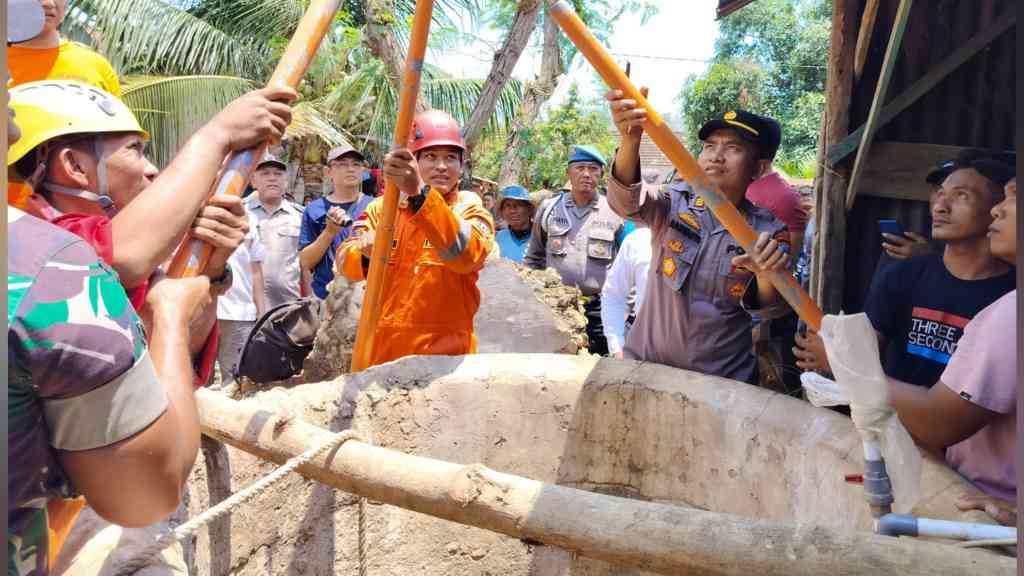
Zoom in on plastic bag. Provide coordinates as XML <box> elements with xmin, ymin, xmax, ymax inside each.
<box><xmin>800</xmin><ymin>371</ymin><xmax>847</xmax><ymax>407</ymax></box>
<box><xmin>817</xmin><ymin>313</ymin><xmax>923</xmax><ymax>514</ymax></box>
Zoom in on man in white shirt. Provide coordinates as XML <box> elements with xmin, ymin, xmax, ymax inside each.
<box><xmin>246</xmin><ymin>153</ymin><xmax>309</xmax><ymax>308</ymax></box>
<box><xmin>601</xmin><ymin>225</ymin><xmax>652</xmax><ymax>358</ymax></box>
<box><xmin>215</xmin><ymin>212</ymin><xmax>266</xmax><ymax>389</ymax></box>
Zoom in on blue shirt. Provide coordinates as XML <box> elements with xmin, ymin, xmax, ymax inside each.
<box><xmin>299</xmin><ymin>195</ymin><xmax>373</xmax><ymax>299</ymax></box>
<box><xmin>495</xmin><ymin>228</ymin><xmax>531</xmax><ymax>262</ymax></box>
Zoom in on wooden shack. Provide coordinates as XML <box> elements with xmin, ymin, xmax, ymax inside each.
<box><xmin>718</xmin><ymin>0</ymin><xmax>1017</xmax><ymax>314</ymax></box>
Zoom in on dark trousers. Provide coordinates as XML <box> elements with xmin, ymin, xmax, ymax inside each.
<box><xmin>583</xmin><ymin>297</ymin><xmax>609</xmax><ymax>356</ymax></box>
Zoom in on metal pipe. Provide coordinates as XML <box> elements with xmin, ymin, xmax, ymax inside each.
<box><xmin>166</xmin><ymin>0</ymin><xmax>343</xmax><ymax>278</ymax></box>
<box><xmin>546</xmin><ymin>0</ymin><xmax>824</xmax><ymax>331</ymax></box>
<box><xmin>350</xmin><ymin>0</ymin><xmax>434</xmax><ymax>371</ymax></box>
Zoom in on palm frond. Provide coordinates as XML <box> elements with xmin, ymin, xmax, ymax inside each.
<box><xmin>322</xmin><ymin>60</ymin><xmax>522</xmax><ymax>149</ymax></box>
<box><xmin>122</xmin><ymin>75</ymin><xmax>255</xmax><ymax>168</ymax></box>
<box><xmin>287</xmin><ymin>101</ymin><xmax>351</xmax><ymax>148</ymax></box>
<box><xmin>65</xmin><ymin>0</ymin><xmax>270</xmax><ymax>78</ymax></box>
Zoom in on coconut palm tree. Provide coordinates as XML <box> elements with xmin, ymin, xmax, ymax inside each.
<box><xmin>62</xmin><ymin>0</ymin><xmax>521</xmax><ymax>177</ymax></box>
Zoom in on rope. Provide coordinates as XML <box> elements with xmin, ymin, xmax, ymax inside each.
<box><xmin>112</xmin><ymin>430</ymin><xmax>364</xmax><ymax>576</ymax></box>
<box><xmin>358</xmin><ymin>495</ymin><xmax>368</xmax><ymax>576</ymax></box>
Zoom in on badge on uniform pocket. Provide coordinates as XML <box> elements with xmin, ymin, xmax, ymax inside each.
<box><xmin>729</xmin><ymin>281</ymin><xmax>746</xmax><ymax>300</ymax></box>
<box><xmin>662</xmin><ymin>257</ymin><xmax>677</xmax><ymax>277</ymax></box>
<box><xmin>678</xmin><ymin>211</ymin><xmax>701</xmax><ymax>232</ymax></box>
<box><xmin>551</xmin><ymin>237</ymin><xmax>563</xmax><ymax>251</ymax></box>
<box><xmin>667</xmin><ymin>239</ymin><xmax>684</xmax><ymax>254</ymax></box>
<box><xmin>694</xmin><ymin>197</ymin><xmax>705</xmax><ymax>209</ymax></box>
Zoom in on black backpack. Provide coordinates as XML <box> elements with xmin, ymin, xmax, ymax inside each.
<box><xmin>235</xmin><ymin>298</ymin><xmax>322</xmax><ymax>384</ymax></box>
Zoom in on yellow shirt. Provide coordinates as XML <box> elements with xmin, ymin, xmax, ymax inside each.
<box><xmin>8</xmin><ymin>39</ymin><xmax>121</xmax><ymax>97</ymax></box>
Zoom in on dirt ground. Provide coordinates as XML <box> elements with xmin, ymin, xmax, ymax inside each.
<box><xmin>294</xmin><ymin>260</ymin><xmax>587</xmax><ymax>387</ymax></box>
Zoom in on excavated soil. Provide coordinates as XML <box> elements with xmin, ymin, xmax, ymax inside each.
<box><xmin>295</xmin><ymin>260</ymin><xmax>587</xmax><ymax>386</ymax></box>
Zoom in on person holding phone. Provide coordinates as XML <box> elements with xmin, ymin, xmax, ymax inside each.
<box><xmin>795</xmin><ymin>150</ymin><xmax>1015</xmax><ymax>389</ymax></box>
<box><xmin>879</xmin><ymin>218</ymin><xmax>931</xmax><ymax>260</ymax></box>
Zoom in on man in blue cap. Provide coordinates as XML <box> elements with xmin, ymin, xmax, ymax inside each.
<box><xmin>524</xmin><ymin>144</ymin><xmax>626</xmax><ymax>355</ymax></box>
<box><xmin>494</xmin><ymin>185</ymin><xmax>535</xmax><ymax>262</ymax></box>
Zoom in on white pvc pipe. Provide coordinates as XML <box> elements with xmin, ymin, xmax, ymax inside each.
<box><xmin>862</xmin><ymin>438</ymin><xmax>883</xmax><ymax>461</ymax></box>
<box><xmin>917</xmin><ymin>518</ymin><xmax>1017</xmax><ymax>541</ymax></box>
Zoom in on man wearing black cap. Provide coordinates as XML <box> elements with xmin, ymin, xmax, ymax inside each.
<box><xmin>605</xmin><ymin>93</ymin><xmax>792</xmax><ymax>384</ymax></box>
<box><xmin>246</xmin><ymin>153</ymin><xmax>308</xmax><ymax>309</ymax></box>
<box><xmin>299</xmin><ymin>144</ymin><xmax>374</xmax><ymax>301</ymax></box>
<box><xmin>795</xmin><ymin>149</ymin><xmax>1016</xmax><ymax>388</ymax></box>
<box><xmin>524</xmin><ymin>144</ymin><xmax>626</xmax><ymax>356</ymax></box>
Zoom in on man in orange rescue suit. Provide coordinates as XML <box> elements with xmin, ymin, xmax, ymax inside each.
<box><xmin>335</xmin><ymin>110</ymin><xmax>495</xmax><ymax>367</ymax></box>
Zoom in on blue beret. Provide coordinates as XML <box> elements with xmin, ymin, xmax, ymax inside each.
<box><xmin>568</xmin><ymin>144</ymin><xmax>606</xmax><ymax>167</ymax></box>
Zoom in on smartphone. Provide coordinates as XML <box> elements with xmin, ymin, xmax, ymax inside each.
<box><xmin>878</xmin><ymin>219</ymin><xmax>905</xmax><ymax>238</ymax></box>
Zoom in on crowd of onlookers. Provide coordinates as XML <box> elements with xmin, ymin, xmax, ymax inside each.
<box><xmin>5</xmin><ymin>1</ymin><xmax>1018</xmax><ymax>574</ymax></box>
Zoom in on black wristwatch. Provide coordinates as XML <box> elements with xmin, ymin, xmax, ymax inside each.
<box><xmin>208</xmin><ymin>267</ymin><xmax>233</xmax><ymax>296</ymax></box>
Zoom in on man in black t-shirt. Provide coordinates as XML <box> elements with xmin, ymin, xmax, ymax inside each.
<box><xmin>795</xmin><ymin>150</ymin><xmax>1015</xmax><ymax>387</ymax></box>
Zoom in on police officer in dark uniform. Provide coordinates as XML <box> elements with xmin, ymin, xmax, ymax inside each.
<box><xmin>524</xmin><ymin>144</ymin><xmax>626</xmax><ymax>355</ymax></box>
<box><xmin>604</xmin><ymin>95</ymin><xmax>793</xmax><ymax>384</ymax></box>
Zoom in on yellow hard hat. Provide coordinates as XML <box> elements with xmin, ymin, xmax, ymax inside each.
<box><xmin>7</xmin><ymin>80</ymin><xmax>148</xmax><ymax>167</ymax></box>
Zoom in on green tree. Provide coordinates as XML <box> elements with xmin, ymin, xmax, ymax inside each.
<box><xmin>678</xmin><ymin>0</ymin><xmax>829</xmax><ymax>170</ymax></box>
<box><xmin>62</xmin><ymin>0</ymin><xmax>514</xmax><ymax>168</ymax></box>
<box><xmin>473</xmin><ymin>85</ymin><xmax>617</xmax><ymax>190</ymax></box>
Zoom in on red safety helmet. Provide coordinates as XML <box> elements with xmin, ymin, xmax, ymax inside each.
<box><xmin>409</xmin><ymin>110</ymin><xmax>465</xmax><ymax>154</ymax></box>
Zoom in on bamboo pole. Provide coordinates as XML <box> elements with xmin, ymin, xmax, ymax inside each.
<box><xmin>350</xmin><ymin>0</ymin><xmax>435</xmax><ymax>371</ymax></box>
<box><xmin>546</xmin><ymin>1</ymin><xmax>824</xmax><ymax>332</ymax></box>
<box><xmin>166</xmin><ymin>0</ymin><xmax>343</xmax><ymax>278</ymax></box>
<box><xmin>194</xmin><ymin>388</ymin><xmax>1013</xmax><ymax>576</ymax></box>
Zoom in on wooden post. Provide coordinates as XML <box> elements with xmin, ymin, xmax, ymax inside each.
<box><xmin>827</xmin><ymin>7</ymin><xmax>1017</xmax><ymax>166</ymax></box>
<box><xmin>844</xmin><ymin>0</ymin><xmax>914</xmax><ymax>210</ymax></box>
<box><xmin>812</xmin><ymin>0</ymin><xmax>858</xmax><ymax>313</ymax></box>
<box><xmin>166</xmin><ymin>0</ymin><xmax>343</xmax><ymax>277</ymax></box>
<box><xmin>350</xmin><ymin>0</ymin><xmax>434</xmax><ymax>372</ymax></box>
<box><xmin>201</xmin><ymin>437</ymin><xmax>233</xmax><ymax>576</ymax></box>
<box><xmin>194</xmin><ymin>389</ymin><xmax>1015</xmax><ymax>576</ymax></box>
<box><xmin>853</xmin><ymin>0</ymin><xmax>882</xmax><ymax>82</ymax></box>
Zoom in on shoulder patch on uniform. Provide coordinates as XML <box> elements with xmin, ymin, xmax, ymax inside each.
<box><xmin>679</xmin><ymin>211</ymin><xmax>701</xmax><ymax>232</ymax></box>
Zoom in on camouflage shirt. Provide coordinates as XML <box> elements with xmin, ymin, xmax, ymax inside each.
<box><xmin>7</xmin><ymin>208</ymin><xmax>167</xmax><ymax>575</ymax></box>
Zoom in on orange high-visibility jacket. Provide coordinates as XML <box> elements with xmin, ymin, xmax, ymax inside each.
<box><xmin>338</xmin><ymin>188</ymin><xmax>495</xmax><ymax>367</ymax></box>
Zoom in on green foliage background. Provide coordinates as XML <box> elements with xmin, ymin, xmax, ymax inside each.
<box><xmin>679</xmin><ymin>0</ymin><xmax>831</xmax><ymax>177</ymax></box>
<box><xmin>473</xmin><ymin>86</ymin><xmax>618</xmax><ymax>190</ymax></box>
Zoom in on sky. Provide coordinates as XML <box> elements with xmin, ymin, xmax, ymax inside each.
<box><xmin>435</xmin><ymin>1</ymin><xmax>721</xmax><ymax>127</ymax></box>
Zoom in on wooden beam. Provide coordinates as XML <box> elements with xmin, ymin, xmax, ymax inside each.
<box><xmin>844</xmin><ymin>0</ymin><xmax>915</xmax><ymax>211</ymax></box>
<box><xmin>828</xmin><ymin>7</ymin><xmax>1017</xmax><ymax>165</ymax></box>
<box><xmin>811</xmin><ymin>0</ymin><xmax>858</xmax><ymax>314</ymax></box>
<box><xmin>196</xmin><ymin>389</ymin><xmax>1017</xmax><ymax>576</ymax></box>
<box><xmin>856</xmin><ymin>141</ymin><xmax>967</xmax><ymax>202</ymax></box>
<box><xmin>854</xmin><ymin>0</ymin><xmax>882</xmax><ymax>81</ymax></box>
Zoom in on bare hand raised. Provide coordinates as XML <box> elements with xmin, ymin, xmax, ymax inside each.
<box><xmin>882</xmin><ymin>231</ymin><xmax>930</xmax><ymax>260</ymax></box>
<box><xmin>191</xmin><ymin>195</ymin><xmax>250</xmax><ymax>282</ymax></box>
<box><xmin>206</xmin><ymin>86</ymin><xmax>297</xmax><ymax>153</ymax></box>
<box><xmin>731</xmin><ymin>231</ymin><xmax>791</xmax><ymax>275</ymax></box>
<box><xmin>144</xmin><ymin>275</ymin><xmax>212</xmax><ymax>328</ymax></box>
<box><xmin>382</xmin><ymin>148</ymin><xmax>423</xmax><ymax>196</ymax></box>
<box><xmin>606</xmin><ymin>87</ymin><xmax>650</xmax><ymax>141</ymax></box>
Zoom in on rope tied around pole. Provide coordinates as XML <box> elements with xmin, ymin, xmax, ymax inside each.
<box><xmin>112</xmin><ymin>430</ymin><xmax>364</xmax><ymax>576</ymax></box>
